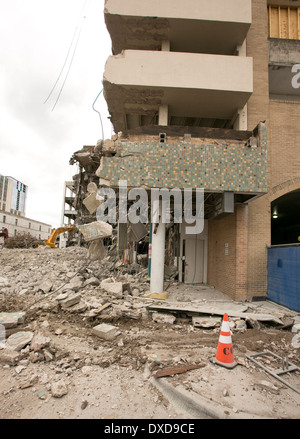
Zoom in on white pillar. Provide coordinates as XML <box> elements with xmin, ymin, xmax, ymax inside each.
<box><xmin>150</xmin><ymin>103</ymin><xmax>168</xmax><ymax>294</ymax></box>
<box><xmin>161</xmin><ymin>40</ymin><xmax>170</xmax><ymax>51</ymax></box>
<box><xmin>150</xmin><ymin>200</ymin><xmax>166</xmax><ymax>294</ymax></box>
<box><xmin>158</xmin><ymin>104</ymin><xmax>168</xmax><ymax>126</ymax></box>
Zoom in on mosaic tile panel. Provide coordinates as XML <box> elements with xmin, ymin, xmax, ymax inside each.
<box><xmin>100</xmin><ymin>126</ymin><xmax>268</xmax><ymax>193</ymax></box>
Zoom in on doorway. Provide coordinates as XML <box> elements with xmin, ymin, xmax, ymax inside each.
<box><xmin>184</xmin><ymin>238</ymin><xmax>205</xmax><ymax>284</ymax></box>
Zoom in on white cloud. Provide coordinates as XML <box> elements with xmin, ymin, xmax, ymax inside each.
<box><xmin>0</xmin><ymin>0</ymin><xmax>112</xmax><ymax>227</ymax></box>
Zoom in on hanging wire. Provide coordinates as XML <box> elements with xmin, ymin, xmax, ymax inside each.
<box><xmin>44</xmin><ymin>0</ymin><xmax>91</xmax><ymax>109</ymax></box>
<box><xmin>51</xmin><ymin>21</ymin><xmax>85</xmax><ymax>111</ymax></box>
<box><xmin>92</xmin><ymin>88</ymin><xmax>104</xmax><ymax>140</ymax></box>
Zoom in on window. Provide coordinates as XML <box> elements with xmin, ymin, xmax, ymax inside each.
<box><xmin>268</xmin><ymin>6</ymin><xmax>300</xmax><ymax>40</ymax></box>
<box><xmin>15</xmin><ymin>219</ymin><xmax>18</xmax><ymax>226</ymax></box>
<box><xmin>29</xmin><ymin>222</ymin><xmax>31</xmax><ymax>229</ymax></box>
<box><xmin>2</xmin><ymin>215</ymin><xmax>6</xmax><ymax>223</ymax></box>
<box><xmin>39</xmin><ymin>225</ymin><xmax>41</xmax><ymax>231</ymax></box>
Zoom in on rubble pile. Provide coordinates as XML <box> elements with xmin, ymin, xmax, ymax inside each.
<box><xmin>4</xmin><ymin>232</ymin><xmax>44</xmax><ymax>249</ymax></box>
<box><xmin>0</xmin><ymin>246</ymin><xmax>300</xmax><ymax>418</ymax></box>
<box><xmin>0</xmin><ymin>246</ymin><xmax>161</xmax><ymax>374</ymax></box>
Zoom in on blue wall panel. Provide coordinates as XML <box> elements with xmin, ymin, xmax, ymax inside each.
<box><xmin>267</xmin><ymin>246</ymin><xmax>300</xmax><ymax>312</ymax></box>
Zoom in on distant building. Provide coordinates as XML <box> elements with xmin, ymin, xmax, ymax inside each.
<box><xmin>0</xmin><ymin>174</ymin><xmax>51</xmax><ymax>241</ymax></box>
<box><xmin>0</xmin><ymin>175</ymin><xmax>27</xmax><ymax>215</ymax></box>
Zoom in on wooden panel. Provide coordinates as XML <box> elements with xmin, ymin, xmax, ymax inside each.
<box><xmin>280</xmin><ymin>7</ymin><xmax>289</xmax><ymax>38</ymax></box>
<box><xmin>289</xmin><ymin>8</ymin><xmax>299</xmax><ymax>39</ymax></box>
<box><xmin>268</xmin><ymin>6</ymin><xmax>300</xmax><ymax>40</ymax></box>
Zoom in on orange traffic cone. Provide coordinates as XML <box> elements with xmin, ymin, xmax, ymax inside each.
<box><xmin>210</xmin><ymin>313</ymin><xmax>237</xmax><ymax>369</ymax></box>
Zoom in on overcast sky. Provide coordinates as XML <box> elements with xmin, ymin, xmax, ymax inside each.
<box><xmin>0</xmin><ymin>0</ymin><xmax>113</xmax><ymax>228</ymax></box>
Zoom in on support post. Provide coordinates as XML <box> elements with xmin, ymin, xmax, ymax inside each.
<box><xmin>150</xmin><ymin>200</ymin><xmax>166</xmax><ymax>294</ymax></box>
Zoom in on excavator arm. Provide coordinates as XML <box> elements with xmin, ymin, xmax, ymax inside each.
<box><xmin>44</xmin><ymin>225</ymin><xmax>75</xmax><ymax>248</ymax></box>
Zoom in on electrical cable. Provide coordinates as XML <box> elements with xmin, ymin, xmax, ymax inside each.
<box><xmin>92</xmin><ymin>88</ymin><xmax>104</xmax><ymax>140</ymax></box>
<box><xmin>44</xmin><ymin>0</ymin><xmax>91</xmax><ymax>109</ymax></box>
<box><xmin>51</xmin><ymin>20</ymin><xmax>85</xmax><ymax>111</ymax></box>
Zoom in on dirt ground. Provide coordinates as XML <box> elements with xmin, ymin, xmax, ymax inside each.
<box><xmin>0</xmin><ymin>246</ymin><xmax>300</xmax><ymax>420</ymax></box>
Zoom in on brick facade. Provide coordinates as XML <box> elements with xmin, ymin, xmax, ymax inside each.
<box><xmin>245</xmin><ymin>0</ymin><xmax>300</xmax><ymax>300</ymax></box>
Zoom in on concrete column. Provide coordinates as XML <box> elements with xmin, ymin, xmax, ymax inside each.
<box><xmin>236</xmin><ymin>39</ymin><xmax>246</xmax><ymax>57</ymax></box>
<box><xmin>161</xmin><ymin>40</ymin><xmax>170</xmax><ymax>51</ymax></box>
<box><xmin>150</xmin><ymin>103</ymin><xmax>168</xmax><ymax>294</ymax></box>
<box><xmin>150</xmin><ymin>201</ymin><xmax>166</xmax><ymax>294</ymax></box>
<box><xmin>158</xmin><ymin>104</ymin><xmax>168</xmax><ymax>126</ymax></box>
<box><xmin>233</xmin><ymin>105</ymin><xmax>248</xmax><ymax>130</ymax></box>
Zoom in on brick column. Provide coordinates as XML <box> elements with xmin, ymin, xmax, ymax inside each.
<box><xmin>235</xmin><ymin>204</ymin><xmax>249</xmax><ymax>301</ymax></box>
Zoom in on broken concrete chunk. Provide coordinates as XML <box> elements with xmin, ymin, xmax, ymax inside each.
<box><xmin>152</xmin><ymin>312</ymin><xmax>176</xmax><ymax>324</ymax></box>
<box><xmin>122</xmin><ymin>310</ymin><xmax>141</xmax><ymax>320</ymax></box>
<box><xmin>51</xmin><ymin>380</ymin><xmax>68</xmax><ymax>398</ymax></box>
<box><xmin>30</xmin><ymin>332</ymin><xmax>51</xmax><ymax>352</ymax></box>
<box><xmin>43</xmin><ymin>349</ymin><xmax>54</xmax><ymax>362</ymax></box>
<box><xmin>77</xmin><ymin>221</ymin><xmax>112</xmax><ymax>242</ymax></box>
<box><xmin>291</xmin><ymin>333</ymin><xmax>300</xmax><ymax>349</ymax></box>
<box><xmin>66</xmin><ymin>300</ymin><xmax>87</xmax><ymax>313</ymax></box>
<box><xmin>0</xmin><ymin>348</ymin><xmax>20</xmax><ymax>365</ymax></box>
<box><xmin>100</xmin><ymin>278</ymin><xmax>123</xmax><ymax>297</ymax></box>
<box><xmin>148</xmin><ymin>353</ymin><xmax>173</xmax><ymax>364</ymax></box>
<box><xmin>6</xmin><ymin>331</ymin><xmax>34</xmax><ymax>351</ymax></box>
<box><xmin>192</xmin><ymin>316</ymin><xmax>220</xmax><ymax>328</ymax></box>
<box><xmin>83</xmin><ymin>192</ymin><xmax>103</xmax><ymax>214</ymax></box>
<box><xmin>0</xmin><ymin>312</ymin><xmax>25</xmax><ymax>329</ymax></box>
<box><xmin>60</xmin><ymin>294</ymin><xmax>81</xmax><ymax>309</ymax></box>
<box><xmin>234</xmin><ymin>319</ymin><xmax>248</xmax><ymax>332</ymax></box>
<box><xmin>15</xmin><ymin>365</ymin><xmax>26</xmax><ymax>374</ymax></box>
<box><xmin>29</xmin><ymin>351</ymin><xmax>44</xmax><ymax>363</ymax></box>
<box><xmin>292</xmin><ymin>323</ymin><xmax>300</xmax><ymax>333</ymax></box>
<box><xmin>88</xmin><ymin>239</ymin><xmax>107</xmax><ymax>262</ymax></box>
<box><xmin>68</xmin><ymin>276</ymin><xmax>83</xmax><ymax>290</ymax></box>
<box><xmin>84</xmin><ymin>277</ymin><xmax>100</xmax><ymax>287</ymax></box>
<box><xmin>55</xmin><ymin>293</ymin><xmax>69</xmax><ymax>302</ymax></box>
<box><xmin>38</xmin><ymin>279</ymin><xmax>53</xmax><ymax>293</ymax></box>
<box><xmin>245</xmin><ymin>317</ymin><xmax>261</xmax><ymax>329</ymax></box>
<box><xmin>92</xmin><ymin>323</ymin><xmax>120</xmax><ymax>340</ymax></box>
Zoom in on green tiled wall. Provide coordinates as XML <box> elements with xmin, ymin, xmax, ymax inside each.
<box><xmin>100</xmin><ymin>126</ymin><xmax>268</xmax><ymax>193</ymax></box>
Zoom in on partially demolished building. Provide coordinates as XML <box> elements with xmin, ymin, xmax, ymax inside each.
<box><xmin>66</xmin><ymin>0</ymin><xmax>300</xmax><ymax>309</ymax></box>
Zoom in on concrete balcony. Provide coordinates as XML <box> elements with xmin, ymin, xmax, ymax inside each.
<box><xmin>104</xmin><ymin>0</ymin><xmax>252</xmax><ymax>55</ymax></box>
<box><xmin>103</xmin><ymin>50</ymin><xmax>253</xmax><ymax>132</ymax></box>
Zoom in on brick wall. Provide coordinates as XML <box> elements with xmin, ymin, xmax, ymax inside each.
<box><xmin>247</xmin><ymin>0</ymin><xmax>270</xmax><ymax>130</ymax></box>
<box><xmin>269</xmin><ymin>100</ymin><xmax>300</xmax><ymax>188</ymax></box>
<box><xmin>208</xmin><ymin>213</ymin><xmax>237</xmax><ymax>299</ymax></box>
<box><xmin>235</xmin><ymin>204</ymin><xmax>248</xmax><ymax>301</ymax></box>
<box><xmin>245</xmin><ymin>0</ymin><xmax>271</xmax><ymax>299</ymax></box>
<box><xmin>208</xmin><ymin>204</ymin><xmax>249</xmax><ymax>301</ymax></box>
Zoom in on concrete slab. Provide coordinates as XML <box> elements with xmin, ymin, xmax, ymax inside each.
<box><xmin>0</xmin><ymin>312</ymin><xmax>25</xmax><ymax>329</ymax></box>
<box><xmin>92</xmin><ymin>323</ymin><xmax>120</xmax><ymax>340</ymax></box>
<box><xmin>6</xmin><ymin>331</ymin><xmax>34</xmax><ymax>351</ymax></box>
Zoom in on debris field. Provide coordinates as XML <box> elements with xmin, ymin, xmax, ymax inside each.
<box><xmin>0</xmin><ymin>246</ymin><xmax>300</xmax><ymax>419</ymax></box>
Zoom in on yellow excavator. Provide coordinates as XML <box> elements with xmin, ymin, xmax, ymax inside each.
<box><xmin>42</xmin><ymin>221</ymin><xmax>112</xmax><ymax>248</ymax></box>
<box><xmin>43</xmin><ymin>225</ymin><xmax>75</xmax><ymax>248</ymax></box>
